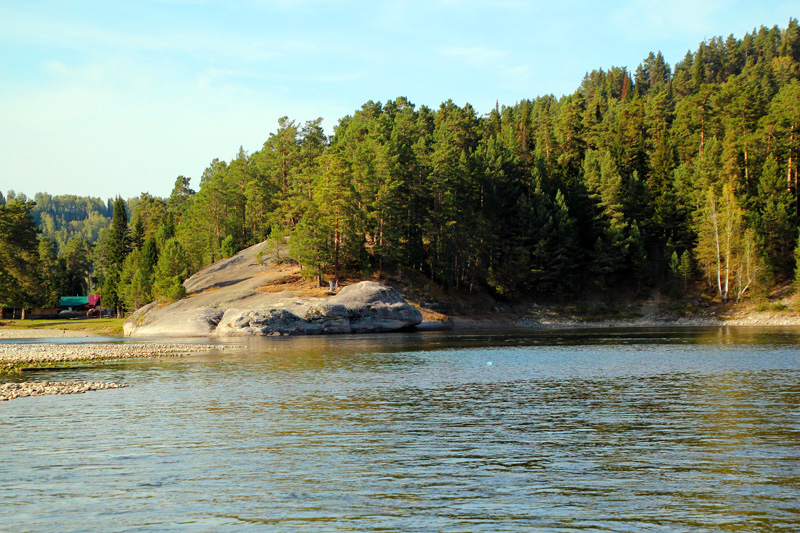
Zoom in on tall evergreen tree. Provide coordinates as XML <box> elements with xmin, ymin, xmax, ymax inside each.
<box><xmin>153</xmin><ymin>238</ymin><xmax>189</xmax><ymax>302</ymax></box>
<box><xmin>0</xmin><ymin>201</ymin><xmax>42</xmax><ymax>317</ymax></box>
<box><xmin>101</xmin><ymin>197</ymin><xmax>130</xmax><ymax>317</ymax></box>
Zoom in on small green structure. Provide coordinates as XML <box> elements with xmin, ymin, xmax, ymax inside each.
<box><xmin>59</xmin><ymin>295</ymin><xmax>102</xmax><ymax>312</ymax></box>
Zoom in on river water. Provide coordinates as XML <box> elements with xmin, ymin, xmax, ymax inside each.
<box><xmin>2</xmin><ymin>327</ymin><xmax>799</xmax><ymax>532</ymax></box>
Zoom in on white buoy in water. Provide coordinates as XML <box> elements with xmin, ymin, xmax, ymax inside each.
<box><xmin>486</xmin><ymin>361</ymin><xmax>494</xmax><ymax>366</ymax></box>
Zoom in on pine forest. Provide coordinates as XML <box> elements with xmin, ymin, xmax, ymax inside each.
<box><xmin>2</xmin><ymin>20</ymin><xmax>800</xmax><ymax>315</ymax></box>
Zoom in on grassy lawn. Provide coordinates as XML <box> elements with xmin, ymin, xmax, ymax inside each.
<box><xmin>0</xmin><ymin>318</ymin><xmax>126</xmax><ymax>336</ymax></box>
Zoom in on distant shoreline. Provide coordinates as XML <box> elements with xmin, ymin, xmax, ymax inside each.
<box><xmin>6</xmin><ymin>307</ymin><xmax>800</xmax><ymax>343</ymax></box>
<box><xmin>427</xmin><ymin>311</ymin><xmax>800</xmax><ymax>330</ymax></box>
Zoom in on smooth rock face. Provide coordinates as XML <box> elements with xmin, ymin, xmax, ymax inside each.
<box><xmin>330</xmin><ymin>281</ymin><xmax>424</xmax><ymax>333</ymax></box>
<box><xmin>212</xmin><ymin>283</ymin><xmax>422</xmax><ymax>336</ymax></box>
<box><xmin>124</xmin><ymin>241</ymin><xmax>422</xmax><ymax>337</ymax></box>
<box><xmin>124</xmin><ymin>303</ymin><xmax>224</xmax><ymax>337</ymax></box>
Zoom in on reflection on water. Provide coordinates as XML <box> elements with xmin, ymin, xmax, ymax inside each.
<box><xmin>2</xmin><ymin>327</ymin><xmax>800</xmax><ymax>531</ymax></box>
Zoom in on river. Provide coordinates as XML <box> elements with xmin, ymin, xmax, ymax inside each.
<box><xmin>2</xmin><ymin>327</ymin><xmax>799</xmax><ymax>531</ymax></box>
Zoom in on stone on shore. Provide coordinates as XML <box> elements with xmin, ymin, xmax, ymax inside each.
<box><xmin>330</xmin><ymin>281</ymin><xmax>425</xmax><ymax>333</ymax></box>
<box><xmin>213</xmin><ymin>281</ymin><xmax>423</xmax><ymax>336</ymax></box>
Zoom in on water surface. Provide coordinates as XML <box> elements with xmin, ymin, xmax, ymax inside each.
<box><xmin>2</xmin><ymin>327</ymin><xmax>799</xmax><ymax>531</ymax></box>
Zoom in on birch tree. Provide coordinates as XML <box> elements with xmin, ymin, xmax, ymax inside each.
<box><xmin>696</xmin><ymin>183</ymin><xmax>760</xmax><ymax>301</ymax></box>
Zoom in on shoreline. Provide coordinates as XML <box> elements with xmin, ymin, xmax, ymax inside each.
<box><xmin>1</xmin><ymin>381</ymin><xmax>126</xmax><ymax>401</ymax></box>
<box><xmin>0</xmin><ymin>339</ymin><xmax>237</xmax><ymax>401</ymax></box>
<box><xmin>2</xmin><ymin>317</ymin><xmax>797</xmax><ymax>401</ymax></box>
<box><xmin>0</xmin><ymin>342</ymin><xmax>233</xmax><ymax>366</ymax></box>
<box><xmin>0</xmin><ymin>328</ymin><xmax>98</xmax><ymax>339</ymax></box>
<box><xmin>7</xmin><ymin>308</ymin><xmax>800</xmax><ymax>342</ymax></box>
<box><xmin>429</xmin><ymin>310</ymin><xmax>800</xmax><ymax>330</ymax></box>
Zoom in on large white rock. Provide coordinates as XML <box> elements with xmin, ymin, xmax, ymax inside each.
<box><xmin>124</xmin><ymin>302</ymin><xmax>224</xmax><ymax>337</ymax></box>
<box><xmin>123</xmin><ymin>242</ymin><xmax>422</xmax><ymax>337</ymax></box>
<box><xmin>330</xmin><ymin>281</ymin><xmax>424</xmax><ymax>333</ymax></box>
<box><xmin>211</xmin><ymin>282</ymin><xmax>423</xmax><ymax>336</ymax></box>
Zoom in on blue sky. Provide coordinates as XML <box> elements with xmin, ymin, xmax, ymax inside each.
<box><xmin>1</xmin><ymin>0</ymin><xmax>796</xmax><ymax>200</ymax></box>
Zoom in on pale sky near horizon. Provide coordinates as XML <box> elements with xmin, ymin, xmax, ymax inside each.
<box><xmin>1</xmin><ymin>0</ymin><xmax>796</xmax><ymax>201</ymax></box>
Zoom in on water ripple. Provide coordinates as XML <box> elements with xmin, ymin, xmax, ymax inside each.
<box><xmin>2</xmin><ymin>328</ymin><xmax>800</xmax><ymax>531</ymax></box>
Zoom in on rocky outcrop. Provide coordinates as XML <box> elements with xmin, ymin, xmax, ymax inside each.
<box><xmin>123</xmin><ymin>242</ymin><xmax>422</xmax><ymax>337</ymax></box>
<box><xmin>213</xmin><ymin>282</ymin><xmax>423</xmax><ymax>336</ymax></box>
<box><xmin>125</xmin><ymin>302</ymin><xmax>224</xmax><ymax>337</ymax></box>
<box><xmin>330</xmin><ymin>281</ymin><xmax>425</xmax><ymax>333</ymax></box>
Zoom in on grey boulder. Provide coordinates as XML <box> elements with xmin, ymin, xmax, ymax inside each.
<box><xmin>213</xmin><ymin>282</ymin><xmax>422</xmax><ymax>336</ymax></box>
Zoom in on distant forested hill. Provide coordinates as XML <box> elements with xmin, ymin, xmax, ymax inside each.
<box><xmin>1</xmin><ymin>191</ymin><xmax>113</xmax><ymax>249</ymax></box>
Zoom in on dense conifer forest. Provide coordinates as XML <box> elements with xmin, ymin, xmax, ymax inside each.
<box><xmin>2</xmin><ymin>20</ymin><xmax>800</xmax><ymax>314</ymax></box>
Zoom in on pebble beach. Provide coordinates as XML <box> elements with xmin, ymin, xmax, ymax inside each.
<box><xmin>0</xmin><ymin>341</ymin><xmax>228</xmax><ymax>365</ymax></box>
<box><xmin>0</xmin><ymin>381</ymin><xmax>127</xmax><ymax>401</ymax></box>
<box><xmin>1</xmin><ymin>330</ymin><xmax>233</xmax><ymax>401</ymax></box>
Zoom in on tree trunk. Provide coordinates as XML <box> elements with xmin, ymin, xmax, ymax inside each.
<box><xmin>744</xmin><ymin>146</ymin><xmax>749</xmax><ymax>185</ymax></box>
<box><xmin>711</xmin><ymin>200</ymin><xmax>723</xmax><ymax>300</ymax></box>
<box><xmin>333</xmin><ymin>219</ymin><xmax>340</xmax><ymax>288</ymax></box>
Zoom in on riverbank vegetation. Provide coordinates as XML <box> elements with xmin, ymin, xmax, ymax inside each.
<box><xmin>3</xmin><ymin>20</ymin><xmax>800</xmax><ymax>317</ymax></box>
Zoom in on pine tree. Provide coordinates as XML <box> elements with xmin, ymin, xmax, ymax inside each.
<box><xmin>153</xmin><ymin>239</ymin><xmax>188</xmax><ymax>302</ymax></box>
<box><xmin>61</xmin><ymin>237</ymin><xmax>93</xmax><ymax>296</ymax></box>
<box><xmin>754</xmin><ymin>154</ymin><xmax>796</xmax><ymax>276</ymax></box>
<box><xmin>679</xmin><ymin>250</ymin><xmax>693</xmax><ymax>291</ymax></box>
<box><xmin>311</xmin><ymin>152</ymin><xmax>363</xmax><ymax>287</ymax></box>
<box><xmin>101</xmin><ymin>197</ymin><xmax>130</xmax><ymax>317</ymax></box>
<box><xmin>0</xmin><ymin>201</ymin><xmax>41</xmax><ymax>317</ymax></box>
<box><xmin>38</xmin><ymin>237</ymin><xmax>68</xmax><ymax>307</ymax></box>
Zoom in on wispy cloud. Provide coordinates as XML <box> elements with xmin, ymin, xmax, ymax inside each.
<box><xmin>439</xmin><ymin>46</ymin><xmax>508</xmax><ymax>66</ymax></box>
<box><xmin>610</xmin><ymin>0</ymin><xmax>728</xmax><ymax>40</ymax></box>
<box><xmin>0</xmin><ymin>6</ymin><xmax>297</xmax><ymax>65</ymax></box>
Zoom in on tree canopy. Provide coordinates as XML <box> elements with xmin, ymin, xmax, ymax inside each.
<box><xmin>6</xmin><ymin>18</ymin><xmax>800</xmax><ymax>314</ymax></box>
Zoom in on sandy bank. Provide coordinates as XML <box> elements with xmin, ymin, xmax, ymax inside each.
<box><xmin>0</xmin><ymin>328</ymin><xmax>97</xmax><ymax>339</ymax></box>
<box><xmin>516</xmin><ymin>312</ymin><xmax>800</xmax><ymax>328</ymax></box>
<box><xmin>420</xmin><ymin>309</ymin><xmax>800</xmax><ymax>328</ymax></box>
<box><xmin>0</xmin><ymin>381</ymin><xmax>126</xmax><ymax>401</ymax></box>
<box><xmin>424</xmin><ymin>309</ymin><xmax>800</xmax><ymax>330</ymax></box>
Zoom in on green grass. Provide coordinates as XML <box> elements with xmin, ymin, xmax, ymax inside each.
<box><xmin>0</xmin><ymin>318</ymin><xmax>125</xmax><ymax>336</ymax></box>
<box><xmin>755</xmin><ymin>302</ymin><xmax>789</xmax><ymax>313</ymax></box>
<box><xmin>1</xmin><ymin>359</ymin><xmax>114</xmax><ymax>374</ymax></box>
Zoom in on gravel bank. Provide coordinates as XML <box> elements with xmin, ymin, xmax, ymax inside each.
<box><xmin>0</xmin><ymin>342</ymin><xmax>232</xmax><ymax>365</ymax></box>
<box><xmin>0</xmin><ymin>381</ymin><xmax>127</xmax><ymax>401</ymax></box>
<box><xmin>1</xmin><ymin>342</ymin><xmax>234</xmax><ymax>401</ymax></box>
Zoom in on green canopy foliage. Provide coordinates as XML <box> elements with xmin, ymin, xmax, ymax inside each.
<box><xmin>8</xmin><ymin>18</ymin><xmax>800</xmax><ymax>310</ymax></box>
